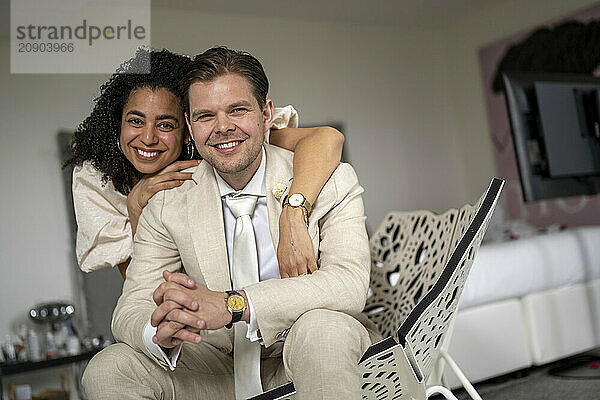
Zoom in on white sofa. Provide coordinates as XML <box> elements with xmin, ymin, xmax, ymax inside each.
<box><xmin>442</xmin><ymin>225</ymin><xmax>600</xmax><ymax>388</ymax></box>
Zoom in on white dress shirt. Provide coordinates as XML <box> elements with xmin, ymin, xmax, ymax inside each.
<box><xmin>144</xmin><ymin>148</ymin><xmax>280</xmax><ymax>370</ymax></box>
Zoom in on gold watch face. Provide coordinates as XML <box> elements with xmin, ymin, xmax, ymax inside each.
<box><xmin>227</xmin><ymin>294</ymin><xmax>245</xmax><ymax>312</ymax></box>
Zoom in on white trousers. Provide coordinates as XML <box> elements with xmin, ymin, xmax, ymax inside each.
<box><xmin>82</xmin><ymin>309</ymin><xmax>375</xmax><ymax>400</ymax></box>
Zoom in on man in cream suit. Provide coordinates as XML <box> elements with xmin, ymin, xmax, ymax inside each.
<box><xmin>83</xmin><ymin>47</ymin><xmax>375</xmax><ymax>400</ymax></box>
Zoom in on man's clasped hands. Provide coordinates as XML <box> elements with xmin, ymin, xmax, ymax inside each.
<box><xmin>150</xmin><ymin>270</ymin><xmax>234</xmax><ymax>350</ymax></box>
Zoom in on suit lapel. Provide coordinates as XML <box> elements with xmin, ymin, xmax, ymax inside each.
<box><xmin>264</xmin><ymin>144</ymin><xmax>293</xmax><ymax>252</ymax></box>
<box><xmin>187</xmin><ymin>163</ymin><xmax>232</xmax><ymax>292</ymax></box>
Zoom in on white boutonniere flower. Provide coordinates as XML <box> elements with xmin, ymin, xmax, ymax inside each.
<box><xmin>272</xmin><ymin>183</ymin><xmax>287</xmax><ymax>200</ymax></box>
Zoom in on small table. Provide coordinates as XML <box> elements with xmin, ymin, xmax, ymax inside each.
<box><xmin>0</xmin><ymin>349</ymin><xmax>100</xmax><ymax>397</ymax></box>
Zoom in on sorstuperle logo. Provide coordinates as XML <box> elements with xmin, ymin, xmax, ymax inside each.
<box><xmin>15</xmin><ymin>19</ymin><xmax>147</xmax><ymax>46</ymax></box>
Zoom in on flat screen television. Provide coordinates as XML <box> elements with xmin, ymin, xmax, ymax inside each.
<box><xmin>503</xmin><ymin>72</ymin><xmax>600</xmax><ymax>202</ymax></box>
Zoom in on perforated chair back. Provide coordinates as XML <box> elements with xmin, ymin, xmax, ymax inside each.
<box><xmin>359</xmin><ymin>178</ymin><xmax>503</xmax><ymax>399</ymax></box>
<box><xmin>249</xmin><ymin>178</ymin><xmax>504</xmax><ymax>400</ymax></box>
<box><xmin>366</xmin><ymin>192</ymin><xmax>482</xmax><ymax>338</ymax></box>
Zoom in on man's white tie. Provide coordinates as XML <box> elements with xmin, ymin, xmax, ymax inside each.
<box><xmin>225</xmin><ymin>194</ymin><xmax>263</xmax><ymax>400</ymax></box>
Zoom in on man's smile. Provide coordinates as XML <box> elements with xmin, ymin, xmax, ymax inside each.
<box><xmin>214</xmin><ymin>140</ymin><xmax>242</xmax><ymax>149</ymax></box>
<box><xmin>210</xmin><ymin>139</ymin><xmax>246</xmax><ymax>154</ymax></box>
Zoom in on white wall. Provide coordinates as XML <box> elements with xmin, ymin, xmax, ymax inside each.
<box><xmin>0</xmin><ymin>36</ymin><xmax>108</xmax><ymax>338</ymax></box>
<box><xmin>1</xmin><ymin>1</ymin><xmax>598</xmax><ymax>340</ymax></box>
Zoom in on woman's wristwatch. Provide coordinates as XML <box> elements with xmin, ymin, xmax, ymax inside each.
<box><xmin>283</xmin><ymin>193</ymin><xmax>312</xmax><ymax>225</ymax></box>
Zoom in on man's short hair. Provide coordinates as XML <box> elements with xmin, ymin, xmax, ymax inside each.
<box><xmin>181</xmin><ymin>46</ymin><xmax>269</xmax><ymax>112</ymax></box>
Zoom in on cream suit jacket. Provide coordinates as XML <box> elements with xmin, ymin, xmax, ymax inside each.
<box><xmin>111</xmin><ymin>144</ymin><xmax>371</xmax><ymax>370</ymax></box>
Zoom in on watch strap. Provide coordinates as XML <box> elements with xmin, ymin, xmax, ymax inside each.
<box><xmin>225</xmin><ymin>290</ymin><xmax>244</xmax><ymax>329</ymax></box>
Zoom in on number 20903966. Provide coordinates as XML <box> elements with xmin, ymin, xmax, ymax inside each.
<box><xmin>18</xmin><ymin>42</ymin><xmax>74</xmax><ymax>52</ymax></box>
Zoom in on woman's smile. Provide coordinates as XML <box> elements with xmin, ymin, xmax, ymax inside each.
<box><xmin>133</xmin><ymin>147</ymin><xmax>164</xmax><ymax>161</ymax></box>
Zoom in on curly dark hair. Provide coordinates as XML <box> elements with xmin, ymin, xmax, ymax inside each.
<box><xmin>64</xmin><ymin>48</ymin><xmax>193</xmax><ymax>195</ymax></box>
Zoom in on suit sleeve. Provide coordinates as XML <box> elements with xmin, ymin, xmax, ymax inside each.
<box><xmin>244</xmin><ymin>164</ymin><xmax>370</xmax><ymax>347</ymax></box>
<box><xmin>111</xmin><ymin>191</ymin><xmax>183</xmax><ymax>369</ymax></box>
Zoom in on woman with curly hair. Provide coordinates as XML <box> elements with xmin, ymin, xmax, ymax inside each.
<box><xmin>65</xmin><ymin>49</ymin><xmax>344</xmax><ymax>280</ymax></box>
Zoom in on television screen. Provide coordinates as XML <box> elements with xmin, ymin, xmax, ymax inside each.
<box><xmin>503</xmin><ymin>72</ymin><xmax>600</xmax><ymax>202</ymax></box>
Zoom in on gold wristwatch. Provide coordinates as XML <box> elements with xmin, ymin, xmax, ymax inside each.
<box><xmin>283</xmin><ymin>193</ymin><xmax>312</xmax><ymax>219</ymax></box>
<box><xmin>225</xmin><ymin>290</ymin><xmax>246</xmax><ymax>329</ymax></box>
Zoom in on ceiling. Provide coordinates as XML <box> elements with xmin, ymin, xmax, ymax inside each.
<box><xmin>0</xmin><ymin>0</ymin><xmax>507</xmax><ymax>39</ymax></box>
<box><xmin>151</xmin><ymin>0</ymin><xmax>507</xmax><ymax>28</ymax></box>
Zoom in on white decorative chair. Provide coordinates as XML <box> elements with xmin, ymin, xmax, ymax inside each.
<box><xmin>249</xmin><ymin>178</ymin><xmax>504</xmax><ymax>400</ymax></box>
